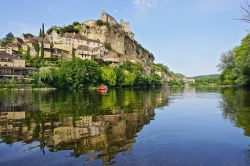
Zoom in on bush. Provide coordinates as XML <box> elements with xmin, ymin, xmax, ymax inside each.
<box><xmin>104</xmin><ymin>42</ymin><xmax>112</xmax><ymax>50</ymax></box>
<box><xmin>96</xmin><ymin>20</ymin><xmax>109</xmax><ymax>26</ymax></box>
<box><xmin>101</xmin><ymin>66</ymin><xmax>117</xmax><ymax>86</ymax></box>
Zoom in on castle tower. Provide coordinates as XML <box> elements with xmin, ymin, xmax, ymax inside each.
<box><xmin>100</xmin><ymin>11</ymin><xmax>117</xmax><ymax>25</ymax></box>
<box><xmin>120</xmin><ymin>19</ymin><xmax>131</xmax><ymax>33</ymax></box>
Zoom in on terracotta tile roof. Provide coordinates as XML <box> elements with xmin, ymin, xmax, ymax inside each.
<box><xmin>76</xmin><ymin>45</ymin><xmax>91</xmax><ymax>51</ymax></box>
<box><xmin>63</xmin><ymin>32</ymin><xmax>75</xmax><ymax>38</ymax></box>
<box><xmin>63</xmin><ymin>33</ymin><xmax>100</xmax><ymax>43</ymax></box>
<box><xmin>14</xmin><ymin>37</ymin><xmax>24</xmax><ymax>44</ymax></box>
<box><xmin>25</xmin><ymin>37</ymin><xmax>37</xmax><ymax>44</ymax></box>
<box><xmin>7</xmin><ymin>43</ymin><xmax>19</xmax><ymax>48</ymax></box>
<box><xmin>73</xmin><ymin>34</ymin><xmax>87</xmax><ymax>40</ymax></box>
<box><xmin>92</xmin><ymin>46</ymin><xmax>103</xmax><ymax>51</ymax></box>
<box><xmin>0</xmin><ymin>66</ymin><xmax>37</xmax><ymax>70</ymax></box>
<box><xmin>37</xmin><ymin>37</ymin><xmax>50</xmax><ymax>44</ymax></box>
<box><xmin>0</xmin><ymin>53</ymin><xmax>23</xmax><ymax>61</ymax></box>
<box><xmin>22</xmin><ymin>33</ymin><xmax>34</xmax><ymax>39</ymax></box>
<box><xmin>86</xmin><ymin>38</ymin><xmax>100</xmax><ymax>43</ymax></box>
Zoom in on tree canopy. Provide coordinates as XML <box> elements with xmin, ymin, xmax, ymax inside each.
<box><xmin>219</xmin><ymin>33</ymin><xmax>250</xmax><ymax>86</ymax></box>
<box><xmin>0</xmin><ymin>32</ymin><xmax>14</xmax><ymax>46</ymax></box>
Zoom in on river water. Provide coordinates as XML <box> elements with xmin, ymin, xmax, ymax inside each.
<box><xmin>0</xmin><ymin>87</ymin><xmax>250</xmax><ymax>166</ymax></box>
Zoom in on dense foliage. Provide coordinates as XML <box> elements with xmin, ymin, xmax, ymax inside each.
<box><xmin>219</xmin><ymin>33</ymin><xmax>250</xmax><ymax>86</ymax></box>
<box><xmin>0</xmin><ymin>32</ymin><xmax>15</xmax><ymax>46</ymax></box>
<box><xmin>169</xmin><ymin>79</ymin><xmax>184</xmax><ymax>87</ymax></box>
<box><xmin>29</xmin><ymin>59</ymin><xmax>163</xmax><ymax>89</ymax></box>
<box><xmin>96</xmin><ymin>20</ymin><xmax>109</xmax><ymax>26</ymax></box>
<box><xmin>192</xmin><ymin>75</ymin><xmax>220</xmax><ymax>86</ymax></box>
<box><xmin>47</xmin><ymin>22</ymin><xmax>81</xmax><ymax>34</ymax></box>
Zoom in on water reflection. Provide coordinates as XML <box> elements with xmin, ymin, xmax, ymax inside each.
<box><xmin>0</xmin><ymin>88</ymin><xmax>169</xmax><ymax>165</ymax></box>
<box><xmin>220</xmin><ymin>88</ymin><xmax>250</xmax><ymax>136</ymax></box>
<box><xmin>2</xmin><ymin>87</ymin><xmax>250</xmax><ymax>165</ymax></box>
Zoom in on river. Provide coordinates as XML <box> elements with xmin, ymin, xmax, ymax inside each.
<box><xmin>0</xmin><ymin>87</ymin><xmax>250</xmax><ymax>166</ymax></box>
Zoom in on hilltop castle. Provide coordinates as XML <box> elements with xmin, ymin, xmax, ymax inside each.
<box><xmin>100</xmin><ymin>11</ymin><xmax>131</xmax><ymax>33</ymax></box>
<box><xmin>0</xmin><ymin>11</ymin><xmax>156</xmax><ymax>78</ymax></box>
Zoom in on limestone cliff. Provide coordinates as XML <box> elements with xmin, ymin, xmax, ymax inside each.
<box><xmin>80</xmin><ymin>23</ymin><xmax>154</xmax><ymax>66</ymax></box>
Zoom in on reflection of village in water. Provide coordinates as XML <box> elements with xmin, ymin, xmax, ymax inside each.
<box><xmin>1</xmin><ymin>87</ymin><xmax>250</xmax><ymax>165</ymax></box>
<box><xmin>0</xmin><ymin>88</ymin><xmax>169</xmax><ymax>163</ymax></box>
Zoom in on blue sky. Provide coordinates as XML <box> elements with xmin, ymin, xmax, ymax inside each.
<box><xmin>0</xmin><ymin>0</ymin><xmax>249</xmax><ymax>76</ymax></box>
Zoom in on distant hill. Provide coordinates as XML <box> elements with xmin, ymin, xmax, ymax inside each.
<box><xmin>189</xmin><ymin>74</ymin><xmax>220</xmax><ymax>79</ymax></box>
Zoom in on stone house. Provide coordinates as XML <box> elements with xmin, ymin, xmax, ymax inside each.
<box><xmin>76</xmin><ymin>45</ymin><xmax>93</xmax><ymax>60</ymax></box>
<box><xmin>183</xmin><ymin>78</ymin><xmax>195</xmax><ymax>83</ymax></box>
<box><xmin>0</xmin><ymin>46</ymin><xmax>6</xmax><ymax>53</ymax></box>
<box><xmin>125</xmin><ymin>55</ymin><xmax>138</xmax><ymax>64</ymax></box>
<box><xmin>39</xmin><ymin>48</ymin><xmax>52</xmax><ymax>58</ymax></box>
<box><xmin>38</xmin><ymin>38</ymin><xmax>51</xmax><ymax>49</ymax></box>
<box><xmin>21</xmin><ymin>37</ymin><xmax>37</xmax><ymax>56</ymax></box>
<box><xmin>47</xmin><ymin>29</ymin><xmax>62</xmax><ymax>44</ymax></box>
<box><xmin>102</xmin><ymin>51</ymin><xmax>120</xmax><ymax>65</ymax></box>
<box><xmin>92</xmin><ymin>46</ymin><xmax>105</xmax><ymax>58</ymax></box>
<box><xmin>20</xmin><ymin>33</ymin><xmax>34</xmax><ymax>42</ymax></box>
<box><xmin>13</xmin><ymin>37</ymin><xmax>24</xmax><ymax>45</ymax></box>
<box><xmin>0</xmin><ymin>53</ymin><xmax>25</xmax><ymax>67</ymax></box>
<box><xmin>60</xmin><ymin>33</ymin><xmax>102</xmax><ymax>50</ymax></box>
<box><xmin>6</xmin><ymin>44</ymin><xmax>19</xmax><ymax>55</ymax></box>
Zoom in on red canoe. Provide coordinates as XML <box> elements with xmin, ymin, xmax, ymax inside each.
<box><xmin>97</xmin><ymin>86</ymin><xmax>108</xmax><ymax>93</ymax></box>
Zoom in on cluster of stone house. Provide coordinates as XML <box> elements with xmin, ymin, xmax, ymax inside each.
<box><xmin>1</xmin><ymin>29</ymin><xmax>106</xmax><ymax>61</ymax></box>
<box><xmin>0</xmin><ymin>53</ymin><xmax>37</xmax><ymax>78</ymax></box>
<box><xmin>48</xmin><ymin>31</ymin><xmax>105</xmax><ymax>60</ymax></box>
<box><xmin>0</xmin><ymin>11</ymin><xmax>139</xmax><ymax>64</ymax></box>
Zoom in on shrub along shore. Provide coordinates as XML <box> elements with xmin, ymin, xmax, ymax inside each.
<box><xmin>1</xmin><ymin>59</ymin><xmax>164</xmax><ymax>90</ymax></box>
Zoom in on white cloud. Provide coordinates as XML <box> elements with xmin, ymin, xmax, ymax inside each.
<box><xmin>47</xmin><ymin>6</ymin><xmax>64</xmax><ymax>12</ymax></box>
<box><xmin>133</xmin><ymin>0</ymin><xmax>158</xmax><ymax>9</ymax></box>
<box><xmin>113</xmin><ymin>9</ymin><xmax>118</xmax><ymax>13</ymax></box>
<box><xmin>191</xmin><ymin>55</ymin><xmax>200</xmax><ymax>61</ymax></box>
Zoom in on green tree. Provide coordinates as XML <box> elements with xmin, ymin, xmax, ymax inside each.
<box><xmin>40</xmin><ymin>42</ymin><xmax>44</xmax><ymax>58</ymax></box>
<box><xmin>42</xmin><ymin>23</ymin><xmax>45</xmax><ymax>38</ymax></box>
<box><xmin>148</xmin><ymin>73</ymin><xmax>163</xmax><ymax>86</ymax></box>
<box><xmin>0</xmin><ymin>32</ymin><xmax>14</xmax><ymax>46</ymax></box>
<box><xmin>29</xmin><ymin>67</ymin><xmax>53</xmax><ymax>84</ymax></box>
<box><xmin>121</xmin><ymin>70</ymin><xmax>136</xmax><ymax>86</ymax></box>
<box><xmin>219</xmin><ymin>33</ymin><xmax>250</xmax><ymax>86</ymax></box>
<box><xmin>51</xmin><ymin>59</ymin><xmax>101</xmax><ymax>89</ymax></box>
<box><xmin>101</xmin><ymin>66</ymin><xmax>117</xmax><ymax>86</ymax></box>
<box><xmin>218</xmin><ymin>51</ymin><xmax>236</xmax><ymax>85</ymax></box>
<box><xmin>34</xmin><ymin>43</ymin><xmax>40</xmax><ymax>56</ymax></box>
<box><xmin>234</xmin><ymin>33</ymin><xmax>250</xmax><ymax>85</ymax></box>
<box><xmin>39</xmin><ymin>28</ymin><xmax>42</xmax><ymax>38</ymax></box>
<box><xmin>5</xmin><ymin>32</ymin><xmax>14</xmax><ymax>41</ymax></box>
<box><xmin>72</xmin><ymin>47</ymin><xmax>76</xmax><ymax>59</ymax></box>
<box><xmin>27</xmin><ymin>45</ymin><xmax>31</xmax><ymax>56</ymax></box>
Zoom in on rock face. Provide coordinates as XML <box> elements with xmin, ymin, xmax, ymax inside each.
<box><xmin>79</xmin><ymin>23</ymin><xmax>154</xmax><ymax>67</ymax></box>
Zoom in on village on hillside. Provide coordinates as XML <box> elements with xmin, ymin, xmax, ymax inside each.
<box><xmin>0</xmin><ymin>11</ymin><xmax>194</xmax><ymax>86</ymax></box>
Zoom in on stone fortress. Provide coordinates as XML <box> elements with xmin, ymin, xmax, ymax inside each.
<box><xmin>100</xmin><ymin>11</ymin><xmax>131</xmax><ymax>33</ymax></box>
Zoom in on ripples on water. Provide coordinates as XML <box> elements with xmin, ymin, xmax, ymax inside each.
<box><xmin>0</xmin><ymin>87</ymin><xmax>250</xmax><ymax>166</ymax></box>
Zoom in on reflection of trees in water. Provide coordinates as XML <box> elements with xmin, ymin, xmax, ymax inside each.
<box><xmin>220</xmin><ymin>88</ymin><xmax>250</xmax><ymax>136</ymax></box>
<box><xmin>0</xmin><ymin>88</ymin><xmax>169</xmax><ymax>165</ymax></box>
